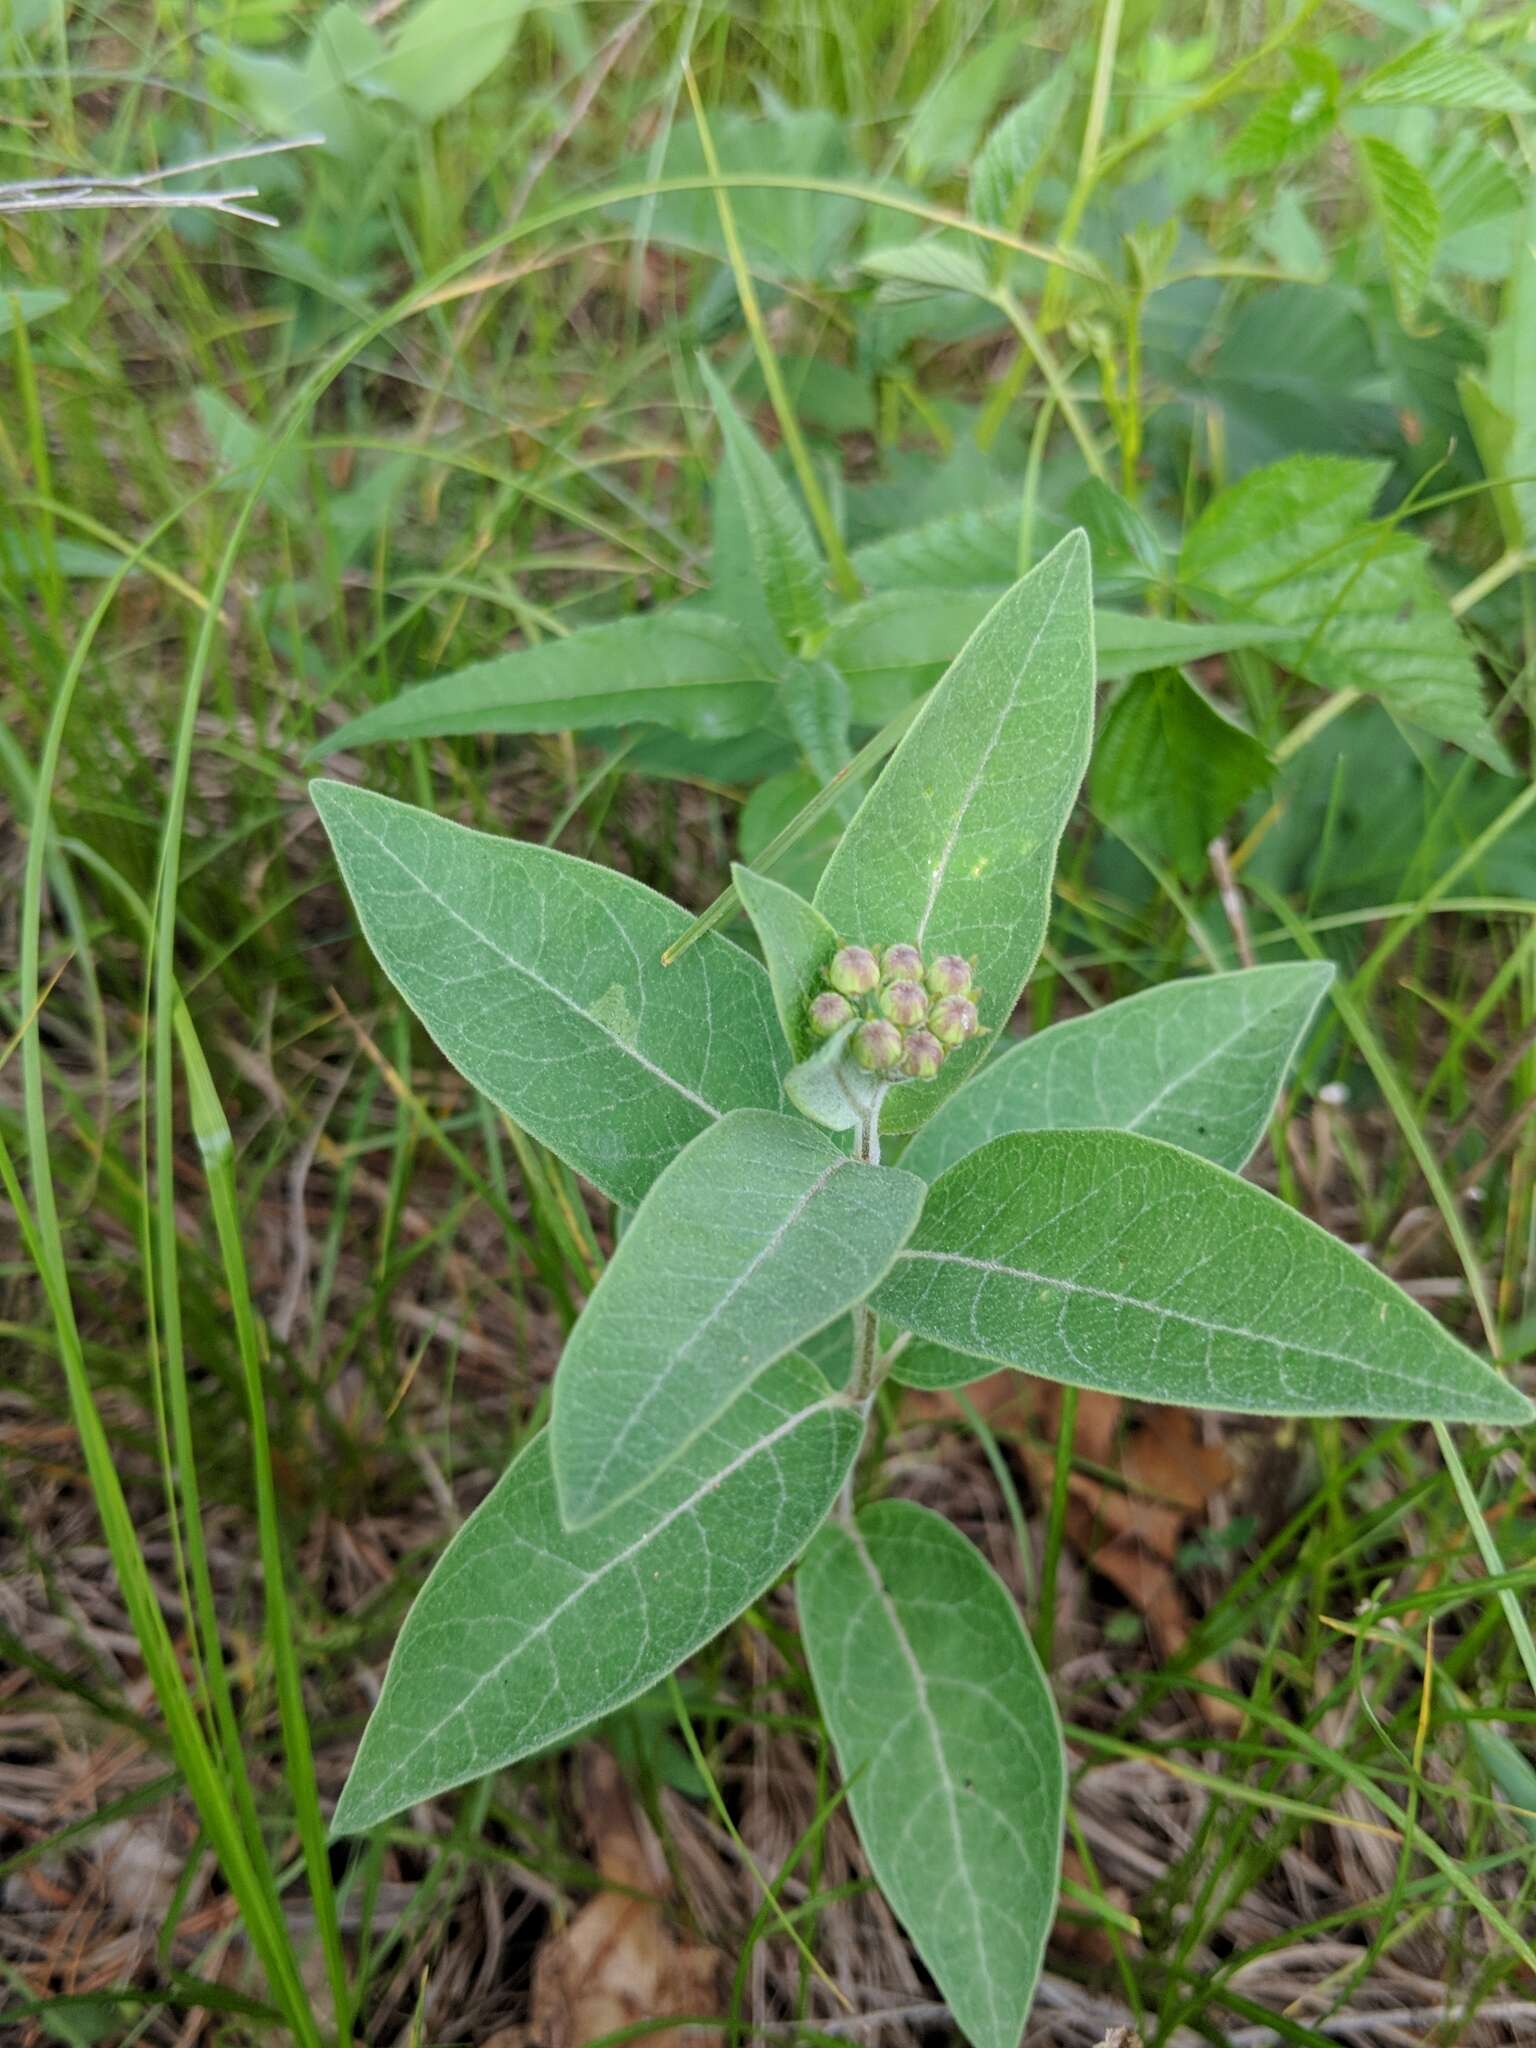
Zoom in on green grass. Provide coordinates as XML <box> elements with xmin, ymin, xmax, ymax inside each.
<box><xmin>3</xmin><ymin>2</ymin><xmax>1536</xmax><ymax>2043</ymax></box>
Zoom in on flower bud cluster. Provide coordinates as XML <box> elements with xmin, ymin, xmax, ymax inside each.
<box><xmin>809</xmin><ymin>942</ymin><xmax>980</xmax><ymax>1081</ymax></box>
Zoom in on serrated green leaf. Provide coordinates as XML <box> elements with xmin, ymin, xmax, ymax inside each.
<box><xmin>814</xmin><ymin>536</ymin><xmax>1095</xmax><ymax>1134</ymax></box>
<box><xmin>551</xmin><ymin>1110</ymin><xmax>923</xmax><ymax>1527</ymax></box>
<box><xmin>1358</xmin><ymin>32</ymin><xmax>1533</xmax><ymax>112</ymax></box>
<box><xmin>699</xmin><ymin>358</ymin><xmax>829</xmax><ymax>650</ymax></box>
<box><xmin>312</xmin><ymin>782</ymin><xmax>785</xmax><ymax>1208</ymax></box>
<box><xmin>781</xmin><ymin>655</ymin><xmax>851</xmax><ymax>783</ymax></box>
<box><xmin>332</xmin><ymin>1354</ymin><xmax>861</xmax><ymax>1833</ymax></box>
<box><xmin>970</xmin><ymin>71</ymin><xmax>1074</xmax><ymax>231</ymax></box>
<box><xmin>875</xmin><ymin>1129</ymin><xmax>1533</xmax><ymax>1424</ymax></box>
<box><xmin>1223</xmin><ymin>48</ymin><xmax>1338</xmax><ymax>176</ymax></box>
<box><xmin>862</xmin><ymin>239</ymin><xmax>992</xmax><ymax>301</ymax></box>
<box><xmin>314</xmin><ymin>611</ymin><xmax>775</xmax><ymax>755</ymax></box>
<box><xmin>1358</xmin><ymin>134</ymin><xmax>1439</xmax><ymax>327</ymax></box>
<box><xmin>1179</xmin><ymin>455</ymin><xmax>1508</xmax><ymax>770</ymax></box>
<box><xmin>733</xmin><ymin>863</ymin><xmax>842</xmax><ymax>1061</ymax></box>
<box><xmin>798</xmin><ymin>1500</ymin><xmax>1064</xmax><ymax>2048</ymax></box>
<box><xmin>900</xmin><ymin>963</ymin><xmax>1333</xmax><ymax>1186</ymax></box>
<box><xmin>1090</xmin><ymin>667</ymin><xmax>1271</xmax><ymax>881</ymax></box>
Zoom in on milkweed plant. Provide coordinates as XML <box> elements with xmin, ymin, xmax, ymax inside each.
<box><xmin>313</xmin><ymin>532</ymin><xmax>1530</xmax><ymax>2048</ymax></box>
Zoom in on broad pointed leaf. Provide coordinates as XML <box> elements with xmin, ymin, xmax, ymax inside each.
<box><xmin>332</xmin><ymin>1354</ymin><xmax>861</xmax><ymax>1833</ymax></box>
<box><xmin>314</xmin><ymin>611</ymin><xmax>774</xmax><ymax>756</ymax></box>
<box><xmin>312</xmin><ymin>782</ymin><xmax>785</xmax><ymax>1208</ymax></box>
<box><xmin>734</xmin><ymin>863</ymin><xmax>842</xmax><ymax>1061</ymax></box>
<box><xmin>901</xmin><ymin>964</ymin><xmax>1334</xmax><ymax>1184</ymax></box>
<box><xmin>875</xmin><ymin>1129</ymin><xmax>1532</xmax><ymax>1424</ymax></box>
<box><xmin>798</xmin><ymin>1501</ymin><xmax>1064</xmax><ymax>2048</ymax></box>
<box><xmin>550</xmin><ymin>1110</ymin><xmax>923</xmax><ymax>1528</ymax></box>
<box><xmin>699</xmin><ymin>358</ymin><xmax>829</xmax><ymax>650</ymax></box>
<box><xmin>814</xmin><ymin>535</ymin><xmax>1094</xmax><ymax>1132</ymax></box>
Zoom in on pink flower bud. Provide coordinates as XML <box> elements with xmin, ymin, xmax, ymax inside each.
<box><xmin>881</xmin><ymin>943</ymin><xmax>924</xmax><ymax>983</ymax></box>
<box><xmin>808</xmin><ymin>990</ymin><xmax>853</xmax><ymax>1038</ymax></box>
<box><xmin>851</xmin><ymin>1018</ymin><xmax>903</xmax><ymax>1072</ymax></box>
<box><xmin>878</xmin><ymin>978</ymin><xmax>928</xmax><ymax>1029</ymax></box>
<box><xmin>929</xmin><ymin>995</ymin><xmax>979</xmax><ymax>1046</ymax></box>
<box><xmin>829</xmin><ymin>945</ymin><xmax>880</xmax><ymax>997</ymax></box>
<box><xmin>901</xmin><ymin>1029</ymin><xmax>944</xmax><ymax>1080</ymax></box>
<box><xmin>926</xmin><ymin>953</ymin><xmax>973</xmax><ymax>999</ymax></box>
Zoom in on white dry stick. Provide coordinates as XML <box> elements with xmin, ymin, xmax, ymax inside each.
<box><xmin>0</xmin><ymin>135</ymin><xmax>324</xmax><ymax>227</ymax></box>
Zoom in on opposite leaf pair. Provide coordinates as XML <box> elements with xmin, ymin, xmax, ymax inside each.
<box><xmin>314</xmin><ymin>532</ymin><xmax>1527</xmax><ymax>2048</ymax></box>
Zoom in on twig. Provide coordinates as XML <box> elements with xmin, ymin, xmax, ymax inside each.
<box><xmin>0</xmin><ymin>135</ymin><xmax>323</xmax><ymax>227</ymax></box>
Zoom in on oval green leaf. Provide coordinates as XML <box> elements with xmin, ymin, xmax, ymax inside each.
<box><xmin>813</xmin><ymin>534</ymin><xmax>1094</xmax><ymax>1133</ymax></box>
<box><xmin>798</xmin><ymin>1500</ymin><xmax>1064</xmax><ymax>2048</ymax></box>
<box><xmin>875</xmin><ymin>1129</ymin><xmax>1532</xmax><ymax>1424</ymax></box>
<box><xmin>333</xmin><ymin>1354</ymin><xmax>860</xmax><ymax>1835</ymax></box>
<box><xmin>312</xmin><ymin>781</ymin><xmax>785</xmax><ymax>1208</ymax></box>
<box><xmin>901</xmin><ymin>963</ymin><xmax>1334</xmax><ymax>1184</ymax></box>
<box><xmin>551</xmin><ymin>1110</ymin><xmax>924</xmax><ymax>1529</ymax></box>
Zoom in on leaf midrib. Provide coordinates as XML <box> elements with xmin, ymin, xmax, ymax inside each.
<box><xmin>913</xmin><ymin>558</ymin><xmax>1074</xmax><ymax>945</ymax></box>
<box><xmin>574</xmin><ymin>1147</ymin><xmax>849</xmax><ymax>1504</ymax></box>
<box><xmin>353</xmin><ymin>1392</ymin><xmax>849</xmax><ymax>1818</ymax></box>
<box><xmin>846</xmin><ymin>1518</ymin><xmax>1001</xmax><ymax>2048</ymax></box>
<box><xmin>344</xmin><ymin>806</ymin><xmax>722</xmax><ymax>1120</ymax></box>
<box><xmin>893</xmin><ymin>1246</ymin><xmax>1448</xmax><ymax>1397</ymax></box>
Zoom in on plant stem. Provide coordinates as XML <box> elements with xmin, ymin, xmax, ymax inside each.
<box><xmin>1037</xmin><ymin>1383</ymin><xmax>1078</xmax><ymax>1669</ymax></box>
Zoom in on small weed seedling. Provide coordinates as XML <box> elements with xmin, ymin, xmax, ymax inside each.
<box><xmin>315</xmin><ymin>534</ymin><xmax>1529</xmax><ymax>2048</ymax></box>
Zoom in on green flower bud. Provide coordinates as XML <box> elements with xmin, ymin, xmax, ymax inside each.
<box><xmin>851</xmin><ymin>1018</ymin><xmax>903</xmax><ymax>1072</ymax></box>
<box><xmin>881</xmin><ymin>943</ymin><xmax>924</xmax><ymax>983</ymax></box>
<box><xmin>808</xmin><ymin>990</ymin><xmax>853</xmax><ymax>1038</ymax></box>
<box><xmin>901</xmin><ymin>1029</ymin><xmax>944</xmax><ymax>1080</ymax></box>
<box><xmin>878</xmin><ymin>978</ymin><xmax>928</xmax><ymax>1029</ymax></box>
<box><xmin>926</xmin><ymin>953</ymin><xmax>973</xmax><ymax>999</ymax></box>
<box><xmin>929</xmin><ymin>994</ymin><xmax>979</xmax><ymax>1046</ymax></box>
<box><xmin>829</xmin><ymin>945</ymin><xmax>880</xmax><ymax>997</ymax></box>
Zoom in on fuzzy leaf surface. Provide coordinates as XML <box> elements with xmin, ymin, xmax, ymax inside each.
<box><xmin>315</xmin><ymin>611</ymin><xmax>774</xmax><ymax>756</ymax></box>
<box><xmin>550</xmin><ymin>1111</ymin><xmax>923</xmax><ymax>1527</ymax></box>
<box><xmin>332</xmin><ymin>1354</ymin><xmax>861</xmax><ymax>1833</ymax></box>
<box><xmin>312</xmin><ymin>783</ymin><xmax>785</xmax><ymax>1208</ymax></box>
<box><xmin>733</xmin><ymin>864</ymin><xmax>842</xmax><ymax>1061</ymax></box>
<box><xmin>799</xmin><ymin>1501</ymin><xmax>1063</xmax><ymax>2048</ymax></box>
<box><xmin>901</xmin><ymin>964</ymin><xmax>1334</xmax><ymax>1185</ymax></box>
<box><xmin>876</xmin><ymin>1129</ymin><xmax>1532</xmax><ymax>1423</ymax></box>
<box><xmin>814</xmin><ymin>535</ymin><xmax>1094</xmax><ymax>1132</ymax></box>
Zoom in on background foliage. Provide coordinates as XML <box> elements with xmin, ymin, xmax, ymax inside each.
<box><xmin>3</xmin><ymin>2</ymin><xmax>1536</xmax><ymax>2044</ymax></box>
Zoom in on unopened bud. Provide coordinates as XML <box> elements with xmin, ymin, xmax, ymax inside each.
<box><xmin>809</xmin><ymin>990</ymin><xmax>853</xmax><ymax>1038</ymax></box>
<box><xmin>926</xmin><ymin>953</ymin><xmax>973</xmax><ymax>999</ymax></box>
<box><xmin>829</xmin><ymin>945</ymin><xmax>880</xmax><ymax>997</ymax></box>
<box><xmin>881</xmin><ymin>943</ymin><xmax>924</xmax><ymax>983</ymax></box>
<box><xmin>879</xmin><ymin>978</ymin><xmax>928</xmax><ymax>1029</ymax></box>
<box><xmin>851</xmin><ymin>1018</ymin><xmax>903</xmax><ymax>1072</ymax></box>
<box><xmin>902</xmin><ymin>1029</ymin><xmax>944</xmax><ymax>1080</ymax></box>
<box><xmin>929</xmin><ymin>995</ymin><xmax>979</xmax><ymax>1046</ymax></box>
